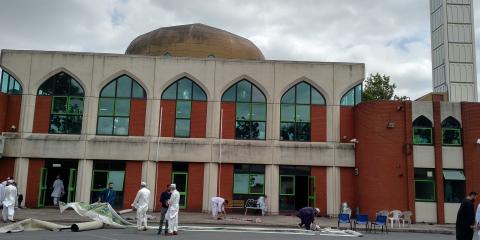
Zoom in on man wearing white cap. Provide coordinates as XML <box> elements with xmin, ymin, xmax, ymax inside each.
<box><xmin>2</xmin><ymin>180</ymin><xmax>17</xmax><ymax>223</ymax></box>
<box><xmin>166</xmin><ymin>183</ymin><xmax>180</xmax><ymax>235</ymax></box>
<box><xmin>131</xmin><ymin>182</ymin><xmax>151</xmax><ymax>231</ymax></box>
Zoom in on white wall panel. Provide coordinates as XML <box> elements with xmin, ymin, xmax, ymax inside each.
<box><xmin>431</xmin><ymin>0</ymin><xmax>443</xmax><ymax>13</ymax></box>
<box><xmin>447</xmin><ymin>24</ymin><xmax>472</xmax><ymax>43</ymax></box>
<box><xmin>433</xmin><ymin>65</ymin><xmax>446</xmax><ymax>87</ymax></box>
<box><xmin>447</xmin><ymin>5</ymin><xmax>471</xmax><ymax>23</ymax></box>
<box><xmin>431</xmin><ymin>6</ymin><xmax>444</xmax><ymax>30</ymax></box>
<box><xmin>447</xmin><ymin>0</ymin><xmax>470</xmax><ymax>4</ymax></box>
<box><xmin>448</xmin><ymin>43</ymin><xmax>473</xmax><ymax>62</ymax></box>
<box><xmin>449</xmin><ymin>63</ymin><xmax>474</xmax><ymax>83</ymax></box>
<box><xmin>432</xmin><ymin>45</ymin><xmax>445</xmax><ymax>68</ymax></box>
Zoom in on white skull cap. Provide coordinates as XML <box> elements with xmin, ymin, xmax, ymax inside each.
<box><xmin>315</xmin><ymin>208</ymin><xmax>320</xmax><ymax>213</ymax></box>
<box><xmin>141</xmin><ymin>182</ymin><xmax>147</xmax><ymax>186</ymax></box>
<box><xmin>170</xmin><ymin>183</ymin><xmax>176</xmax><ymax>188</ymax></box>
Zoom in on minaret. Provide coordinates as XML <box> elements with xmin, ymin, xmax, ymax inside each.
<box><xmin>430</xmin><ymin>0</ymin><xmax>478</xmax><ymax>102</ymax></box>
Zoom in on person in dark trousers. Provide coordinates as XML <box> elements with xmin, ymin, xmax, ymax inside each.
<box><xmin>100</xmin><ymin>182</ymin><xmax>116</xmax><ymax>206</ymax></box>
<box><xmin>158</xmin><ymin>184</ymin><xmax>171</xmax><ymax>235</ymax></box>
<box><xmin>456</xmin><ymin>192</ymin><xmax>477</xmax><ymax>240</ymax></box>
<box><xmin>296</xmin><ymin>207</ymin><xmax>320</xmax><ymax>230</ymax></box>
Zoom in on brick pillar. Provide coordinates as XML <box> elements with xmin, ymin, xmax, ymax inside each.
<box><xmin>129</xmin><ymin>99</ymin><xmax>147</xmax><ymax>136</ymax></box>
<box><xmin>25</xmin><ymin>159</ymin><xmax>45</xmax><ymax>208</ymax></box>
<box><xmin>432</xmin><ymin>101</ymin><xmax>445</xmax><ymax>224</ymax></box>
<box><xmin>32</xmin><ymin>96</ymin><xmax>52</xmax><ymax>133</ymax></box>
<box><xmin>186</xmin><ymin>163</ymin><xmax>204</xmax><ymax>212</ymax></box>
<box><xmin>404</xmin><ymin>101</ymin><xmax>416</xmax><ymax>222</ymax></box>
<box><xmin>340</xmin><ymin>167</ymin><xmax>356</xmax><ymax>212</ymax></box>
<box><xmin>220</xmin><ymin>102</ymin><xmax>235</xmax><ymax>139</ymax></box>
<box><xmin>160</xmin><ymin>100</ymin><xmax>176</xmax><ymax>137</ymax></box>
<box><xmin>461</xmin><ymin>103</ymin><xmax>480</xmax><ymax>207</ymax></box>
<box><xmin>155</xmin><ymin>162</ymin><xmax>172</xmax><ymax>211</ymax></box>
<box><xmin>311</xmin><ymin>166</ymin><xmax>327</xmax><ymax>214</ymax></box>
<box><xmin>191</xmin><ymin>101</ymin><xmax>207</xmax><ymax>138</ymax></box>
<box><xmin>123</xmin><ymin>161</ymin><xmax>143</xmax><ymax>209</ymax></box>
<box><xmin>311</xmin><ymin>105</ymin><xmax>326</xmax><ymax>142</ymax></box>
<box><xmin>218</xmin><ymin>163</ymin><xmax>234</xmax><ymax>202</ymax></box>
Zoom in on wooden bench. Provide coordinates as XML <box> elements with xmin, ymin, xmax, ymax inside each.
<box><xmin>225</xmin><ymin>199</ymin><xmax>245</xmax><ymax>209</ymax></box>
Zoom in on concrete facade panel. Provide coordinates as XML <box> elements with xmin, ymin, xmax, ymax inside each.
<box><xmin>413</xmin><ymin>146</ymin><xmax>435</xmax><ymax>168</ymax></box>
<box><xmin>442</xmin><ymin>147</ymin><xmax>463</xmax><ymax>169</ymax></box>
<box><xmin>415</xmin><ymin>202</ymin><xmax>437</xmax><ymax>223</ymax></box>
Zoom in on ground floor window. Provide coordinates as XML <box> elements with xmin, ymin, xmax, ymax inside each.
<box><xmin>414</xmin><ymin>168</ymin><xmax>435</xmax><ymax>202</ymax></box>
<box><xmin>279</xmin><ymin>166</ymin><xmax>315</xmax><ymax>211</ymax></box>
<box><xmin>38</xmin><ymin>159</ymin><xmax>78</xmax><ymax>208</ymax></box>
<box><xmin>443</xmin><ymin>170</ymin><xmax>465</xmax><ymax>203</ymax></box>
<box><xmin>172</xmin><ymin>162</ymin><xmax>189</xmax><ymax>209</ymax></box>
<box><xmin>233</xmin><ymin>164</ymin><xmax>265</xmax><ymax>195</ymax></box>
<box><xmin>91</xmin><ymin>161</ymin><xmax>125</xmax><ymax>209</ymax></box>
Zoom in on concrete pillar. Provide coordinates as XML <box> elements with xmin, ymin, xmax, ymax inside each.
<box><xmin>202</xmin><ymin>162</ymin><xmax>218</xmax><ymax>212</ymax></box>
<box><xmin>14</xmin><ymin>157</ymin><xmax>29</xmax><ymax>207</ymax></box>
<box><xmin>265</xmin><ymin>164</ymin><xmax>279</xmax><ymax>215</ymax></box>
<box><xmin>142</xmin><ymin>160</ymin><xmax>157</xmax><ymax>210</ymax></box>
<box><xmin>76</xmin><ymin>159</ymin><xmax>93</xmax><ymax>202</ymax></box>
<box><xmin>327</xmin><ymin>105</ymin><xmax>340</xmax><ymax>142</ymax></box>
<box><xmin>326</xmin><ymin>166</ymin><xmax>340</xmax><ymax>216</ymax></box>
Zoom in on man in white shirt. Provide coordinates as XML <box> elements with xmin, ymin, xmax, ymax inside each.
<box><xmin>51</xmin><ymin>175</ymin><xmax>64</xmax><ymax>206</ymax></box>
<box><xmin>166</xmin><ymin>184</ymin><xmax>180</xmax><ymax>235</ymax></box>
<box><xmin>257</xmin><ymin>195</ymin><xmax>267</xmax><ymax>216</ymax></box>
<box><xmin>2</xmin><ymin>180</ymin><xmax>17</xmax><ymax>223</ymax></box>
<box><xmin>210</xmin><ymin>196</ymin><xmax>228</xmax><ymax>219</ymax></box>
<box><xmin>0</xmin><ymin>177</ymin><xmax>8</xmax><ymax>208</ymax></box>
<box><xmin>131</xmin><ymin>182</ymin><xmax>151</xmax><ymax>231</ymax></box>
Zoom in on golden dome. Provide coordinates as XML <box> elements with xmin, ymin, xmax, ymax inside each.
<box><xmin>125</xmin><ymin>23</ymin><xmax>265</xmax><ymax>60</ymax></box>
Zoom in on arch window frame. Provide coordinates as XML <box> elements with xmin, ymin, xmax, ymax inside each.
<box><xmin>37</xmin><ymin>72</ymin><xmax>85</xmax><ymax>134</ymax></box>
<box><xmin>280</xmin><ymin>81</ymin><xmax>326</xmax><ymax>142</ymax></box>
<box><xmin>441</xmin><ymin>117</ymin><xmax>462</xmax><ymax>146</ymax></box>
<box><xmin>340</xmin><ymin>84</ymin><xmax>362</xmax><ymax>106</ymax></box>
<box><xmin>1</xmin><ymin>70</ymin><xmax>22</xmax><ymax>95</ymax></box>
<box><xmin>161</xmin><ymin>77</ymin><xmax>207</xmax><ymax>138</ymax></box>
<box><xmin>413</xmin><ymin>116</ymin><xmax>433</xmax><ymax>145</ymax></box>
<box><xmin>221</xmin><ymin>79</ymin><xmax>267</xmax><ymax>140</ymax></box>
<box><xmin>96</xmin><ymin>75</ymin><xmax>146</xmax><ymax>136</ymax></box>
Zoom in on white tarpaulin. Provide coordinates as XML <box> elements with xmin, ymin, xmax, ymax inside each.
<box><xmin>59</xmin><ymin>202</ymin><xmax>133</xmax><ymax>227</ymax></box>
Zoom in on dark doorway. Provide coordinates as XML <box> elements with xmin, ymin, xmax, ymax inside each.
<box><xmin>295</xmin><ymin>176</ymin><xmax>309</xmax><ymax>210</ymax></box>
<box><xmin>44</xmin><ymin>159</ymin><xmax>78</xmax><ymax>206</ymax></box>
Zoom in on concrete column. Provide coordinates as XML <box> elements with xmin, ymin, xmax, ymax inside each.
<box><xmin>326</xmin><ymin>166</ymin><xmax>340</xmax><ymax>216</ymax></box>
<box><xmin>265</xmin><ymin>164</ymin><xmax>279</xmax><ymax>215</ymax></box>
<box><xmin>76</xmin><ymin>159</ymin><xmax>93</xmax><ymax>202</ymax></box>
<box><xmin>148</xmin><ymin>99</ymin><xmax>160</xmax><ymax>137</ymax></box>
<box><xmin>202</xmin><ymin>162</ymin><xmax>218</xmax><ymax>212</ymax></box>
<box><xmin>327</xmin><ymin>105</ymin><xmax>340</xmax><ymax>142</ymax></box>
<box><xmin>20</xmin><ymin>94</ymin><xmax>36</xmax><ymax>134</ymax></box>
<box><xmin>14</xmin><ymin>158</ymin><xmax>29</xmax><ymax>207</ymax></box>
<box><xmin>85</xmin><ymin>98</ymin><xmax>98</xmax><ymax>135</ymax></box>
<box><xmin>142</xmin><ymin>160</ymin><xmax>157</xmax><ymax>210</ymax></box>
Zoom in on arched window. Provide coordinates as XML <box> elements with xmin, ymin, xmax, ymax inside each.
<box><xmin>38</xmin><ymin>72</ymin><xmax>84</xmax><ymax>134</ymax></box>
<box><xmin>280</xmin><ymin>81</ymin><xmax>325</xmax><ymax>141</ymax></box>
<box><xmin>442</xmin><ymin>117</ymin><xmax>461</xmax><ymax>146</ymax></box>
<box><xmin>340</xmin><ymin>84</ymin><xmax>362</xmax><ymax>106</ymax></box>
<box><xmin>97</xmin><ymin>75</ymin><xmax>146</xmax><ymax>136</ymax></box>
<box><xmin>222</xmin><ymin>80</ymin><xmax>266</xmax><ymax>140</ymax></box>
<box><xmin>1</xmin><ymin>70</ymin><xmax>22</xmax><ymax>94</ymax></box>
<box><xmin>161</xmin><ymin>77</ymin><xmax>207</xmax><ymax>137</ymax></box>
<box><xmin>413</xmin><ymin>116</ymin><xmax>433</xmax><ymax>145</ymax></box>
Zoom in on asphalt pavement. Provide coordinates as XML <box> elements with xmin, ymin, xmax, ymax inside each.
<box><xmin>0</xmin><ymin>226</ymin><xmax>456</xmax><ymax>240</ymax></box>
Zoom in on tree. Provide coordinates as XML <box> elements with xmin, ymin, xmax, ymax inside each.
<box><xmin>362</xmin><ymin>73</ymin><xmax>409</xmax><ymax>101</ymax></box>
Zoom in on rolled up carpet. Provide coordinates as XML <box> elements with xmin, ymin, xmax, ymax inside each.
<box><xmin>71</xmin><ymin>221</ymin><xmax>104</xmax><ymax>232</ymax></box>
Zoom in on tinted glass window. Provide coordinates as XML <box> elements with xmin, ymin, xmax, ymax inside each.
<box><xmin>296</xmin><ymin>82</ymin><xmax>310</xmax><ymax>104</ymax></box>
<box><xmin>236</xmin><ymin>80</ymin><xmax>251</xmax><ymax>102</ymax></box>
<box><xmin>162</xmin><ymin>83</ymin><xmax>177</xmax><ymax>100</ymax></box>
<box><xmin>222</xmin><ymin>86</ymin><xmax>236</xmax><ymax>102</ymax></box>
<box><xmin>192</xmin><ymin>83</ymin><xmax>207</xmax><ymax>100</ymax></box>
<box><xmin>177</xmin><ymin>78</ymin><xmax>192</xmax><ymax>100</ymax></box>
<box><xmin>116</xmin><ymin>76</ymin><xmax>132</xmax><ymax>98</ymax></box>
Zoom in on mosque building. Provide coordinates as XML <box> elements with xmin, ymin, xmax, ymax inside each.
<box><xmin>0</xmin><ymin>0</ymin><xmax>479</xmax><ymax>224</ymax></box>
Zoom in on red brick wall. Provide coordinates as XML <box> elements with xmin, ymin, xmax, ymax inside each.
<box><xmin>123</xmin><ymin>161</ymin><xmax>143</xmax><ymax>209</ymax></box>
<box><xmin>32</xmin><ymin>96</ymin><xmax>52</xmax><ymax>133</ymax></box>
<box><xmin>218</xmin><ymin>163</ymin><xmax>234</xmax><ymax>201</ymax></box>
<box><xmin>354</xmin><ymin>101</ymin><xmax>410</xmax><ymax>218</ymax></box>
<box><xmin>340</xmin><ymin>167</ymin><xmax>357</xmax><ymax>210</ymax></box>
<box><xmin>160</xmin><ymin>100</ymin><xmax>176</xmax><ymax>137</ymax></box>
<box><xmin>25</xmin><ymin>158</ymin><xmax>45</xmax><ymax>208</ymax></box>
<box><xmin>191</xmin><ymin>101</ymin><xmax>207</xmax><ymax>138</ymax></box>
<box><xmin>432</xmin><ymin>101</ymin><xmax>445</xmax><ymax>224</ymax></box>
<box><xmin>311</xmin><ymin>166</ymin><xmax>327</xmax><ymax>214</ymax></box>
<box><xmin>129</xmin><ymin>99</ymin><xmax>147</xmax><ymax>136</ymax></box>
<box><xmin>340</xmin><ymin>106</ymin><xmax>355</xmax><ymax>142</ymax></box>
<box><xmin>155</xmin><ymin>162</ymin><xmax>172</xmax><ymax>211</ymax></box>
<box><xmin>187</xmin><ymin>163</ymin><xmax>204</xmax><ymax>212</ymax></box>
<box><xmin>6</xmin><ymin>95</ymin><xmax>22</xmax><ymax>132</ymax></box>
<box><xmin>462</xmin><ymin>103</ymin><xmax>480</xmax><ymax>209</ymax></box>
<box><xmin>220</xmin><ymin>102</ymin><xmax>235</xmax><ymax>139</ymax></box>
<box><xmin>0</xmin><ymin>157</ymin><xmax>15</xmax><ymax>180</ymax></box>
<box><xmin>404</xmin><ymin>102</ymin><xmax>416</xmax><ymax>222</ymax></box>
<box><xmin>311</xmin><ymin>105</ymin><xmax>326</xmax><ymax>142</ymax></box>
<box><xmin>0</xmin><ymin>93</ymin><xmax>7</xmax><ymax>132</ymax></box>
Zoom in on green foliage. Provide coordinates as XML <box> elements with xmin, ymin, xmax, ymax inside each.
<box><xmin>362</xmin><ymin>73</ymin><xmax>409</xmax><ymax>101</ymax></box>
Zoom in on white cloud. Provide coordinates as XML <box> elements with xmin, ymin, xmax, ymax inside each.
<box><xmin>0</xmin><ymin>0</ymin><xmax>478</xmax><ymax>100</ymax></box>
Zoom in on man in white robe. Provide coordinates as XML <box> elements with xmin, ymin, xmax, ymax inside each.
<box><xmin>210</xmin><ymin>196</ymin><xmax>228</xmax><ymax>219</ymax></box>
<box><xmin>0</xmin><ymin>178</ymin><xmax>7</xmax><ymax>208</ymax></box>
<box><xmin>51</xmin><ymin>175</ymin><xmax>64</xmax><ymax>206</ymax></box>
<box><xmin>166</xmin><ymin>184</ymin><xmax>180</xmax><ymax>235</ymax></box>
<box><xmin>131</xmin><ymin>182</ymin><xmax>150</xmax><ymax>231</ymax></box>
<box><xmin>257</xmin><ymin>195</ymin><xmax>267</xmax><ymax>216</ymax></box>
<box><xmin>2</xmin><ymin>180</ymin><xmax>17</xmax><ymax>223</ymax></box>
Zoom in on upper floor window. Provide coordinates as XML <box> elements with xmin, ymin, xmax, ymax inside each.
<box><xmin>280</xmin><ymin>81</ymin><xmax>325</xmax><ymax>141</ymax></box>
<box><xmin>413</xmin><ymin>116</ymin><xmax>433</xmax><ymax>145</ymax></box>
<box><xmin>442</xmin><ymin>117</ymin><xmax>461</xmax><ymax>146</ymax></box>
<box><xmin>340</xmin><ymin>84</ymin><xmax>362</xmax><ymax>106</ymax></box>
<box><xmin>222</xmin><ymin>80</ymin><xmax>266</xmax><ymax>140</ymax></box>
<box><xmin>97</xmin><ymin>75</ymin><xmax>146</xmax><ymax>136</ymax></box>
<box><xmin>1</xmin><ymin>70</ymin><xmax>22</xmax><ymax>95</ymax></box>
<box><xmin>161</xmin><ymin>77</ymin><xmax>207</xmax><ymax>137</ymax></box>
<box><xmin>38</xmin><ymin>72</ymin><xmax>84</xmax><ymax>134</ymax></box>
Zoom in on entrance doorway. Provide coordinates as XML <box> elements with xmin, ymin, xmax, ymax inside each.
<box><xmin>90</xmin><ymin>160</ymin><xmax>126</xmax><ymax>209</ymax></box>
<box><xmin>279</xmin><ymin>166</ymin><xmax>316</xmax><ymax>211</ymax></box>
<box><xmin>38</xmin><ymin>159</ymin><xmax>78</xmax><ymax>207</ymax></box>
<box><xmin>172</xmin><ymin>162</ymin><xmax>189</xmax><ymax>209</ymax></box>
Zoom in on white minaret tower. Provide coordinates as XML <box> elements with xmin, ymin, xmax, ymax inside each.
<box><xmin>430</xmin><ymin>0</ymin><xmax>478</xmax><ymax>102</ymax></box>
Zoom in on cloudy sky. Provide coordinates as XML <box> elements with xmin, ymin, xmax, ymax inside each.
<box><xmin>0</xmin><ymin>0</ymin><xmax>479</xmax><ymax>99</ymax></box>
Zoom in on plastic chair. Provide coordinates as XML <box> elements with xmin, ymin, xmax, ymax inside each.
<box><xmin>338</xmin><ymin>213</ymin><xmax>352</xmax><ymax>230</ymax></box>
<box><xmin>400</xmin><ymin>211</ymin><xmax>412</xmax><ymax>227</ymax></box>
<box><xmin>353</xmin><ymin>214</ymin><xmax>369</xmax><ymax>232</ymax></box>
<box><xmin>388</xmin><ymin>210</ymin><xmax>402</xmax><ymax>228</ymax></box>
<box><xmin>376</xmin><ymin>210</ymin><xmax>388</xmax><ymax>217</ymax></box>
<box><xmin>370</xmin><ymin>215</ymin><xmax>388</xmax><ymax>234</ymax></box>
